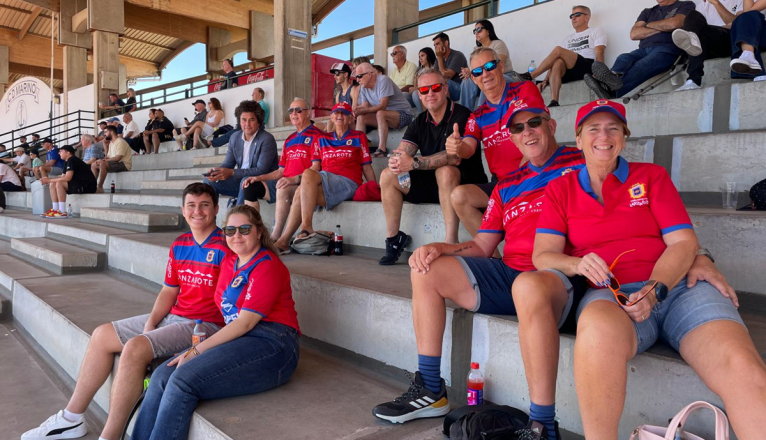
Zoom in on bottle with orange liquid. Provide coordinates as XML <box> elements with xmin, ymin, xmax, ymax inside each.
<box><xmin>467</xmin><ymin>362</ymin><xmax>484</xmax><ymax>405</ymax></box>
<box><xmin>192</xmin><ymin>319</ymin><xmax>207</xmax><ymax>345</ymax></box>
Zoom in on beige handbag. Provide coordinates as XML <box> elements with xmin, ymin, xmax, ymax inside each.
<box><xmin>629</xmin><ymin>401</ymin><xmax>730</xmax><ymax>440</ymax></box>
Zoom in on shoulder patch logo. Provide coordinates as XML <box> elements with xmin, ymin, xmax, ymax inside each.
<box><xmin>206</xmin><ymin>250</ymin><xmax>215</xmax><ymax>263</ymax></box>
<box><xmin>629</xmin><ymin>183</ymin><xmax>646</xmax><ymax>199</ymax></box>
<box><xmin>231</xmin><ymin>275</ymin><xmax>244</xmax><ymax>288</ymax></box>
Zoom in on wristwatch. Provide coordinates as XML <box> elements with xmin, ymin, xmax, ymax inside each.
<box><xmin>412</xmin><ymin>157</ymin><xmax>421</xmax><ymax>170</ymax></box>
<box><xmin>646</xmin><ymin>280</ymin><xmax>669</xmax><ymax>302</ymax></box>
<box><xmin>697</xmin><ymin>248</ymin><xmax>715</xmax><ymax>263</ymax></box>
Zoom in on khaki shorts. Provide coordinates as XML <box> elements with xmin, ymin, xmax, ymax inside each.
<box><xmin>106</xmin><ymin>161</ymin><xmax>128</xmax><ymax>172</ymax></box>
<box><xmin>112</xmin><ymin>313</ymin><xmax>221</xmax><ymax>358</ymax></box>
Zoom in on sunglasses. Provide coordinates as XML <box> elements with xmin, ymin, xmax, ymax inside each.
<box><xmin>470</xmin><ymin>59</ymin><xmax>500</xmax><ymax>77</ymax></box>
<box><xmin>355</xmin><ymin>71</ymin><xmax>372</xmax><ymax>79</ymax></box>
<box><xmin>418</xmin><ymin>83</ymin><xmax>445</xmax><ymax>95</ymax></box>
<box><xmin>222</xmin><ymin>225</ymin><xmax>253</xmax><ymax>237</ymax></box>
<box><xmin>507</xmin><ymin>116</ymin><xmax>547</xmax><ymax>134</ymax></box>
<box><xmin>605</xmin><ymin>249</ymin><xmax>653</xmax><ymax>307</ymax></box>
<box><xmin>332</xmin><ymin>71</ymin><xmax>345</xmax><ymax>76</ymax></box>
<box><xmin>473</xmin><ymin>26</ymin><xmax>484</xmax><ymax>34</ymax></box>
<box><xmin>570</xmin><ymin>12</ymin><xmax>588</xmax><ymax>19</ymax></box>
<box><xmin>287</xmin><ymin>107</ymin><xmax>308</xmax><ymax>114</ymax></box>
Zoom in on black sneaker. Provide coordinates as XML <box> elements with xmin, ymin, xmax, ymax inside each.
<box><xmin>547</xmin><ymin>100</ymin><xmax>559</xmax><ymax>107</ymax></box>
<box><xmin>584</xmin><ymin>74</ymin><xmax>616</xmax><ymax>100</ymax></box>
<box><xmin>515</xmin><ymin>420</ymin><xmax>551</xmax><ymax>440</ymax></box>
<box><xmin>373</xmin><ymin>372</ymin><xmax>450</xmax><ymax>424</ymax></box>
<box><xmin>590</xmin><ymin>61</ymin><xmax>623</xmax><ymax>91</ymax></box>
<box><xmin>379</xmin><ymin>231</ymin><xmax>411</xmax><ymax>265</ymax></box>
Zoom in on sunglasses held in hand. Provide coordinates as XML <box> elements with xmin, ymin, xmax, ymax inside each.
<box><xmin>605</xmin><ymin>249</ymin><xmax>654</xmax><ymax>307</ymax></box>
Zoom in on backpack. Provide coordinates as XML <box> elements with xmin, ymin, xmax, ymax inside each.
<box><xmin>444</xmin><ymin>404</ymin><xmax>529</xmax><ymax>440</ymax></box>
<box><xmin>290</xmin><ymin>231</ymin><xmax>334</xmax><ymax>255</ymax></box>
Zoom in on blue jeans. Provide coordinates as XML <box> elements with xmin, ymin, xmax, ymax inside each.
<box><xmin>211</xmin><ymin>130</ymin><xmax>234</xmax><ymax>148</ymax></box>
<box><xmin>611</xmin><ymin>45</ymin><xmax>681</xmax><ymax>97</ymax></box>
<box><xmin>447</xmin><ymin>80</ymin><xmax>461</xmax><ymax>101</ymax></box>
<box><xmin>132</xmin><ymin>321</ymin><xmax>300</xmax><ymax>440</ymax></box>
<box><xmin>203</xmin><ymin>176</ymin><xmax>245</xmax><ymax>206</ymax></box>
<box><xmin>730</xmin><ymin>10</ymin><xmax>766</xmax><ymax>77</ymax></box>
<box><xmin>459</xmin><ymin>74</ymin><xmax>514</xmax><ymax>110</ymax></box>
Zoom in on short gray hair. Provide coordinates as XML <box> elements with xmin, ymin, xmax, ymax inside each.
<box><xmin>469</xmin><ymin>46</ymin><xmax>500</xmax><ymax>63</ymax></box>
<box><xmin>573</xmin><ymin>5</ymin><xmax>591</xmax><ymax>14</ymax></box>
<box><xmin>416</xmin><ymin>68</ymin><xmax>445</xmax><ymax>86</ymax></box>
<box><xmin>81</xmin><ymin>134</ymin><xmax>95</xmax><ymax>145</ymax></box>
<box><xmin>395</xmin><ymin>45</ymin><xmax>407</xmax><ymax>57</ymax></box>
<box><xmin>292</xmin><ymin>97</ymin><xmax>310</xmax><ymax>109</ymax></box>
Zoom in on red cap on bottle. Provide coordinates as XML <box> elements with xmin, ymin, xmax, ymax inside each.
<box><xmin>471</xmin><ymin>362</ymin><xmax>479</xmax><ymax>369</ymax></box>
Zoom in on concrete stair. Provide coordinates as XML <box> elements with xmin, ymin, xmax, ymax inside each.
<box><xmin>80</xmin><ymin>207</ymin><xmax>181</xmax><ymax>232</ymax></box>
<box><xmin>10</xmin><ymin>237</ymin><xmax>102</xmax><ymax>275</ymax></box>
<box><xmin>141</xmin><ymin>179</ymin><xmax>201</xmax><ymax>191</ymax></box>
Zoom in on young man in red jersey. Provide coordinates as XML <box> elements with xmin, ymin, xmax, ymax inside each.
<box><xmin>22</xmin><ymin>183</ymin><xmax>230</xmax><ymax>440</ymax></box>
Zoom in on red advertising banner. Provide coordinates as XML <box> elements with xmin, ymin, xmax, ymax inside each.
<box><xmin>207</xmin><ymin>68</ymin><xmax>275</xmax><ymax>93</ymax></box>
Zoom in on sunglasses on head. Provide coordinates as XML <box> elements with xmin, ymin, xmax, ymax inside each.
<box><xmin>355</xmin><ymin>71</ymin><xmax>372</xmax><ymax>80</ymax></box>
<box><xmin>473</xmin><ymin>26</ymin><xmax>484</xmax><ymax>34</ymax></box>
<box><xmin>470</xmin><ymin>59</ymin><xmax>500</xmax><ymax>77</ymax></box>
<box><xmin>418</xmin><ymin>83</ymin><xmax>445</xmax><ymax>95</ymax></box>
<box><xmin>507</xmin><ymin>116</ymin><xmax>547</xmax><ymax>134</ymax></box>
<box><xmin>222</xmin><ymin>225</ymin><xmax>253</xmax><ymax>237</ymax></box>
<box><xmin>287</xmin><ymin>107</ymin><xmax>308</xmax><ymax>114</ymax></box>
<box><xmin>604</xmin><ymin>249</ymin><xmax>653</xmax><ymax>306</ymax></box>
<box><xmin>570</xmin><ymin>12</ymin><xmax>587</xmax><ymax>19</ymax></box>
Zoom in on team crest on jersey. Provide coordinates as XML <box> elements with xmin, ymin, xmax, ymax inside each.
<box><xmin>628</xmin><ymin>183</ymin><xmax>649</xmax><ymax>207</ymax></box>
<box><xmin>560</xmin><ymin>167</ymin><xmax>574</xmax><ymax>176</ymax></box>
<box><xmin>206</xmin><ymin>250</ymin><xmax>215</xmax><ymax>262</ymax></box>
<box><xmin>231</xmin><ymin>275</ymin><xmax>244</xmax><ymax>288</ymax></box>
<box><xmin>304</xmin><ymin>137</ymin><xmax>311</xmax><ymax>144</ymax></box>
<box><xmin>346</xmin><ymin>139</ymin><xmax>353</xmax><ymax>145</ymax></box>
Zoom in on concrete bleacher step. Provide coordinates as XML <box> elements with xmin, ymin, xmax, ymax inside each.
<box><xmin>168</xmin><ymin>168</ymin><xmax>209</xmax><ymax>179</ymax></box>
<box><xmin>141</xmin><ymin>179</ymin><xmax>201</xmax><ymax>191</ymax></box>
<box><xmin>131</xmin><ymin>147</ymin><xmax>226</xmax><ymax>171</ymax></box>
<box><xmin>80</xmin><ymin>207</ymin><xmax>181</xmax><ymax>232</ymax></box>
<box><xmin>10</xmin><ymin>237</ymin><xmax>103</xmax><ymax>275</ymax></box>
<box><xmin>193</xmin><ymin>155</ymin><xmax>227</xmax><ymax>167</ymax></box>
<box><xmin>46</xmin><ymin>221</ymin><xmax>136</xmax><ymax>248</ymax></box>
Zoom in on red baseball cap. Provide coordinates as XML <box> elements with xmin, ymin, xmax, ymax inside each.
<box><xmin>575</xmin><ymin>100</ymin><xmax>627</xmax><ymax>130</ymax></box>
<box><xmin>506</xmin><ymin>87</ymin><xmax>550</xmax><ymax>128</ymax></box>
<box><xmin>332</xmin><ymin>102</ymin><xmax>353</xmax><ymax>115</ymax></box>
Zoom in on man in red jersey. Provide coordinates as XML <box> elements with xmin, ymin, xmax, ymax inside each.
<box><xmin>274</xmin><ymin>102</ymin><xmax>376</xmax><ymax>251</ymax></box>
<box><xmin>22</xmin><ymin>183</ymin><xmax>230</xmax><ymax>440</ymax></box>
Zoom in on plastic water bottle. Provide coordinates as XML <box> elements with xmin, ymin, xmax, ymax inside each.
<box><xmin>528</xmin><ymin>60</ymin><xmax>536</xmax><ymax>75</ymax></box>
<box><xmin>395</xmin><ymin>153</ymin><xmax>411</xmax><ymax>189</ymax></box>
<box><xmin>110</xmin><ymin>180</ymin><xmax>115</xmax><ymax>194</ymax></box>
<box><xmin>467</xmin><ymin>362</ymin><xmax>484</xmax><ymax>405</ymax></box>
<box><xmin>333</xmin><ymin>225</ymin><xmax>344</xmax><ymax>256</ymax></box>
<box><xmin>67</xmin><ymin>204</ymin><xmax>72</xmax><ymax>217</ymax></box>
<box><xmin>192</xmin><ymin>319</ymin><xmax>206</xmax><ymax>345</ymax></box>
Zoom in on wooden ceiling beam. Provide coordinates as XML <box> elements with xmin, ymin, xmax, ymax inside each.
<box><xmin>124</xmin><ymin>4</ymin><xmax>247</xmax><ymax>44</ymax></box>
<box><xmin>17</xmin><ymin>0</ymin><xmax>60</xmax><ymax>12</ymax></box>
<box><xmin>9</xmin><ymin>61</ymin><xmax>63</xmax><ymax>80</ymax></box>
<box><xmin>313</xmin><ymin>0</ymin><xmax>344</xmax><ymax>25</ymax></box>
<box><xmin>0</xmin><ymin>4</ymin><xmax>33</xmax><ymax>14</ymax></box>
<box><xmin>19</xmin><ymin>6</ymin><xmax>43</xmax><ymax>40</ymax></box>
<box><xmin>124</xmin><ymin>0</ymin><xmax>270</xmax><ymax>30</ymax></box>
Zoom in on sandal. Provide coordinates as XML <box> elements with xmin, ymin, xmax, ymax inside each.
<box><xmin>278</xmin><ymin>247</ymin><xmax>291</xmax><ymax>255</ymax></box>
<box><xmin>372</xmin><ymin>149</ymin><xmax>388</xmax><ymax>158</ymax></box>
<box><xmin>292</xmin><ymin>230</ymin><xmax>314</xmax><ymax>245</ymax></box>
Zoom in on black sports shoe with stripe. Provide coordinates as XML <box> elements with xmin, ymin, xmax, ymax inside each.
<box><xmin>379</xmin><ymin>231</ymin><xmax>412</xmax><ymax>266</ymax></box>
<box><xmin>372</xmin><ymin>372</ymin><xmax>450</xmax><ymax>423</ymax></box>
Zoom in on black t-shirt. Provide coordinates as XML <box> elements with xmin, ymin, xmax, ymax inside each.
<box><xmin>114</xmin><ymin>98</ymin><xmax>126</xmax><ymax>114</ymax></box>
<box><xmin>152</xmin><ymin>117</ymin><xmax>175</xmax><ymax>133</ymax></box>
<box><xmin>637</xmin><ymin>1</ymin><xmax>695</xmax><ymax>48</ymax></box>
<box><xmin>402</xmin><ymin>99</ymin><xmax>487</xmax><ymax>184</ymax></box>
<box><xmin>65</xmin><ymin>156</ymin><xmax>97</xmax><ymax>185</ymax></box>
<box><xmin>222</xmin><ymin>71</ymin><xmax>238</xmax><ymax>90</ymax></box>
<box><xmin>126</xmin><ymin>97</ymin><xmax>136</xmax><ymax>112</ymax></box>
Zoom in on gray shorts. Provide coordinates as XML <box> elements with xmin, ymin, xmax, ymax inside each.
<box><xmin>112</xmin><ymin>313</ymin><xmax>221</xmax><ymax>358</ymax></box>
<box><xmin>319</xmin><ymin>171</ymin><xmax>358</xmax><ymax>210</ymax></box>
<box><xmin>49</xmin><ymin>166</ymin><xmax>63</xmax><ymax>176</ymax></box>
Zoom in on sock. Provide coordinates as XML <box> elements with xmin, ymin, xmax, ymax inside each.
<box><xmin>417</xmin><ymin>354</ymin><xmax>442</xmax><ymax>394</ymax></box>
<box><xmin>529</xmin><ymin>402</ymin><xmax>557</xmax><ymax>440</ymax></box>
<box><xmin>62</xmin><ymin>409</ymin><xmax>83</xmax><ymax>422</ymax></box>
<box><xmin>99</xmin><ymin>437</ymin><xmax>113</xmax><ymax>440</ymax></box>
<box><xmin>55</xmin><ymin>202</ymin><xmax>63</xmax><ymax>212</ymax></box>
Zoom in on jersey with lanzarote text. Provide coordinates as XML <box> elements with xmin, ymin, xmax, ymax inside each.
<box><xmin>312</xmin><ymin>129</ymin><xmax>371</xmax><ymax>185</ymax></box>
<box><xmin>478</xmin><ymin>146</ymin><xmax>585</xmax><ymax>271</ymax></box>
<box><xmin>165</xmin><ymin>228</ymin><xmax>231</xmax><ymax>327</ymax></box>
<box><xmin>464</xmin><ymin>81</ymin><xmax>541</xmax><ymax>179</ymax></box>
<box><xmin>280</xmin><ymin>125</ymin><xmax>325</xmax><ymax>178</ymax></box>
<box><xmin>215</xmin><ymin>248</ymin><xmax>300</xmax><ymax>332</ymax></box>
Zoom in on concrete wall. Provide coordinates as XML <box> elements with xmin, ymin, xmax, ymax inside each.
<box><xmin>389</xmin><ymin>0</ymin><xmax>660</xmax><ymax>75</ymax></box>
<box><xmin>67</xmin><ymin>83</ymin><xmax>96</xmax><ymax>115</ymax></box>
<box><xmin>0</xmin><ymin>77</ymin><xmax>61</xmax><ymax>144</ymax></box>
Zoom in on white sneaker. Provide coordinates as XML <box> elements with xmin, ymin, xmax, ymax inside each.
<box><xmin>731</xmin><ymin>54</ymin><xmax>763</xmax><ymax>75</ymax></box>
<box><xmin>755</xmin><ymin>75</ymin><xmax>766</xmax><ymax>82</ymax></box>
<box><xmin>0</xmin><ymin>207</ymin><xmax>5</xmax><ymax>214</ymax></box>
<box><xmin>672</xmin><ymin>29</ymin><xmax>702</xmax><ymax>57</ymax></box>
<box><xmin>675</xmin><ymin>79</ymin><xmax>701</xmax><ymax>91</ymax></box>
<box><xmin>21</xmin><ymin>411</ymin><xmax>87</xmax><ymax>439</ymax></box>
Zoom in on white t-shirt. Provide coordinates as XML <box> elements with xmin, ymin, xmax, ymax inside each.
<box><xmin>241</xmin><ymin>130</ymin><xmax>258</xmax><ymax>170</ymax></box>
<box><xmin>123</xmin><ymin>120</ymin><xmax>140</xmax><ymax>139</ymax></box>
<box><xmin>488</xmin><ymin>39</ymin><xmax>513</xmax><ymax>72</ymax></box>
<box><xmin>0</xmin><ymin>163</ymin><xmax>22</xmax><ymax>186</ymax></box>
<box><xmin>560</xmin><ymin>27</ymin><xmax>608</xmax><ymax>60</ymax></box>
<box><xmin>13</xmin><ymin>153</ymin><xmax>31</xmax><ymax>168</ymax></box>
<box><xmin>695</xmin><ymin>0</ymin><xmax>743</xmax><ymax>26</ymax></box>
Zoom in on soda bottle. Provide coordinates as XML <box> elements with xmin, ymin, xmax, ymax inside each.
<box><xmin>110</xmin><ymin>180</ymin><xmax>115</xmax><ymax>194</ymax></box>
<box><xmin>192</xmin><ymin>319</ymin><xmax>206</xmax><ymax>345</ymax></box>
<box><xmin>333</xmin><ymin>225</ymin><xmax>344</xmax><ymax>256</ymax></box>
<box><xmin>67</xmin><ymin>204</ymin><xmax>72</xmax><ymax>217</ymax></box>
<box><xmin>528</xmin><ymin>60</ymin><xmax>536</xmax><ymax>75</ymax></box>
<box><xmin>467</xmin><ymin>362</ymin><xmax>484</xmax><ymax>405</ymax></box>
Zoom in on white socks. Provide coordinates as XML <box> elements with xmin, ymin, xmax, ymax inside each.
<box><xmin>62</xmin><ymin>409</ymin><xmax>83</xmax><ymax>422</ymax></box>
<box><xmin>55</xmin><ymin>202</ymin><xmax>66</xmax><ymax>212</ymax></box>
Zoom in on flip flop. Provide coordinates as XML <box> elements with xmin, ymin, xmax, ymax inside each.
<box><xmin>278</xmin><ymin>247</ymin><xmax>291</xmax><ymax>255</ymax></box>
<box><xmin>292</xmin><ymin>230</ymin><xmax>314</xmax><ymax>245</ymax></box>
<box><xmin>372</xmin><ymin>149</ymin><xmax>388</xmax><ymax>158</ymax></box>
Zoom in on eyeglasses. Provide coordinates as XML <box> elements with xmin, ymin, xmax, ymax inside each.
<box><xmin>507</xmin><ymin>116</ymin><xmax>548</xmax><ymax>134</ymax></box>
<box><xmin>470</xmin><ymin>59</ymin><xmax>500</xmax><ymax>77</ymax></box>
<box><xmin>355</xmin><ymin>71</ymin><xmax>372</xmax><ymax>79</ymax></box>
<box><xmin>473</xmin><ymin>26</ymin><xmax>484</xmax><ymax>34</ymax></box>
<box><xmin>418</xmin><ymin>83</ymin><xmax>445</xmax><ymax>95</ymax></box>
<box><xmin>604</xmin><ymin>249</ymin><xmax>653</xmax><ymax>306</ymax></box>
<box><xmin>390</xmin><ymin>51</ymin><xmax>401</xmax><ymax>57</ymax></box>
<box><xmin>222</xmin><ymin>225</ymin><xmax>253</xmax><ymax>237</ymax></box>
<box><xmin>287</xmin><ymin>107</ymin><xmax>308</xmax><ymax>114</ymax></box>
<box><xmin>570</xmin><ymin>12</ymin><xmax>588</xmax><ymax>19</ymax></box>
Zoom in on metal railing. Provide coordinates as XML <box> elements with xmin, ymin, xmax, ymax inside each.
<box><xmin>0</xmin><ymin>110</ymin><xmax>96</xmax><ymax>156</ymax></box>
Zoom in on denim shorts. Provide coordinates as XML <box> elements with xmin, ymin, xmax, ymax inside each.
<box><xmin>455</xmin><ymin>257</ymin><xmax>579</xmax><ymax>328</ymax></box>
<box><xmin>319</xmin><ymin>171</ymin><xmax>358</xmax><ymax>210</ymax></box>
<box><xmin>576</xmin><ymin>279</ymin><xmax>745</xmax><ymax>355</ymax></box>
<box><xmin>112</xmin><ymin>313</ymin><xmax>221</xmax><ymax>358</ymax></box>
<box><xmin>49</xmin><ymin>166</ymin><xmax>63</xmax><ymax>176</ymax></box>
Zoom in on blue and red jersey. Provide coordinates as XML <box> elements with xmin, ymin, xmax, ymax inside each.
<box><xmin>280</xmin><ymin>125</ymin><xmax>324</xmax><ymax>178</ymax></box>
<box><xmin>312</xmin><ymin>129</ymin><xmax>371</xmax><ymax>185</ymax></box>
<box><xmin>164</xmin><ymin>228</ymin><xmax>231</xmax><ymax>327</ymax></box>
<box><xmin>479</xmin><ymin>146</ymin><xmax>586</xmax><ymax>271</ymax></box>
<box><xmin>537</xmin><ymin>159</ymin><xmax>693</xmax><ymax>285</ymax></box>
<box><xmin>464</xmin><ymin>81</ymin><xmax>541</xmax><ymax>179</ymax></box>
<box><xmin>215</xmin><ymin>248</ymin><xmax>300</xmax><ymax>333</ymax></box>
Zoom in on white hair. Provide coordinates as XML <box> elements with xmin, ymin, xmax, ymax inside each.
<box><xmin>395</xmin><ymin>45</ymin><xmax>407</xmax><ymax>57</ymax></box>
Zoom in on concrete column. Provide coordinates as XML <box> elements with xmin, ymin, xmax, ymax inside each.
<box><xmin>92</xmin><ymin>30</ymin><xmax>120</xmax><ymax>123</ymax></box>
<box><xmin>273</xmin><ymin>0</ymin><xmax>311</xmax><ymax>126</ymax></box>
<box><xmin>249</xmin><ymin>11</ymin><xmax>274</xmax><ymax>61</ymax></box>
<box><xmin>0</xmin><ymin>83</ymin><xmax>5</xmax><ymax>102</ymax></box>
<box><xmin>462</xmin><ymin>0</ymin><xmax>488</xmax><ymax>24</ymax></box>
<box><xmin>63</xmin><ymin>45</ymin><xmax>87</xmax><ymax>125</ymax></box>
<box><xmin>0</xmin><ymin>45</ymin><xmax>8</xmax><ymax>102</ymax></box>
<box><xmin>374</xmin><ymin>0</ymin><xmax>418</xmax><ymax>66</ymax></box>
<box><xmin>207</xmin><ymin>27</ymin><xmax>231</xmax><ymax>81</ymax></box>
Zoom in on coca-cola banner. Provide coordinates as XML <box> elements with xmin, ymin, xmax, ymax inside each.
<box><xmin>207</xmin><ymin>68</ymin><xmax>275</xmax><ymax>93</ymax></box>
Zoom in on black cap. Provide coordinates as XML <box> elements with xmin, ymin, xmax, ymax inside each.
<box><xmin>738</xmin><ymin>179</ymin><xmax>766</xmax><ymax>211</ymax></box>
<box><xmin>42</xmin><ymin>138</ymin><xmax>53</xmax><ymax>144</ymax></box>
<box><xmin>59</xmin><ymin>145</ymin><xmax>76</xmax><ymax>155</ymax></box>
<box><xmin>330</xmin><ymin>62</ymin><xmax>352</xmax><ymax>75</ymax></box>
<box><xmin>192</xmin><ymin>99</ymin><xmax>206</xmax><ymax>106</ymax></box>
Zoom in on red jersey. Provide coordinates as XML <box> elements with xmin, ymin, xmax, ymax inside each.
<box><xmin>280</xmin><ymin>125</ymin><xmax>324</xmax><ymax>178</ymax></box>
<box><xmin>165</xmin><ymin>228</ymin><xmax>231</xmax><ymax>327</ymax></box>
<box><xmin>537</xmin><ymin>159</ymin><xmax>693</xmax><ymax>285</ymax></box>
<box><xmin>312</xmin><ymin>129</ymin><xmax>371</xmax><ymax>185</ymax></box>
<box><xmin>479</xmin><ymin>146</ymin><xmax>585</xmax><ymax>271</ymax></box>
<box><xmin>464</xmin><ymin>81</ymin><xmax>540</xmax><ymax>179</ymax></box>
<box><xmin>215</xmin><ymin>248</ymin><xmax>300</xmax><ymax>332</ymax></box>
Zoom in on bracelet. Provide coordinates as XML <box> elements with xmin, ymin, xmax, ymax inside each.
<box><xmin>192</xmin><ymin>346</ymin><xmax>201</xmax><ymax>356</ymax></box>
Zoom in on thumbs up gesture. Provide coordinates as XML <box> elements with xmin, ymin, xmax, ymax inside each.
<box><xmin>445</xmin><ymin>122</ymin><xmax>462</xmax><ymax>157</ymax></box>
